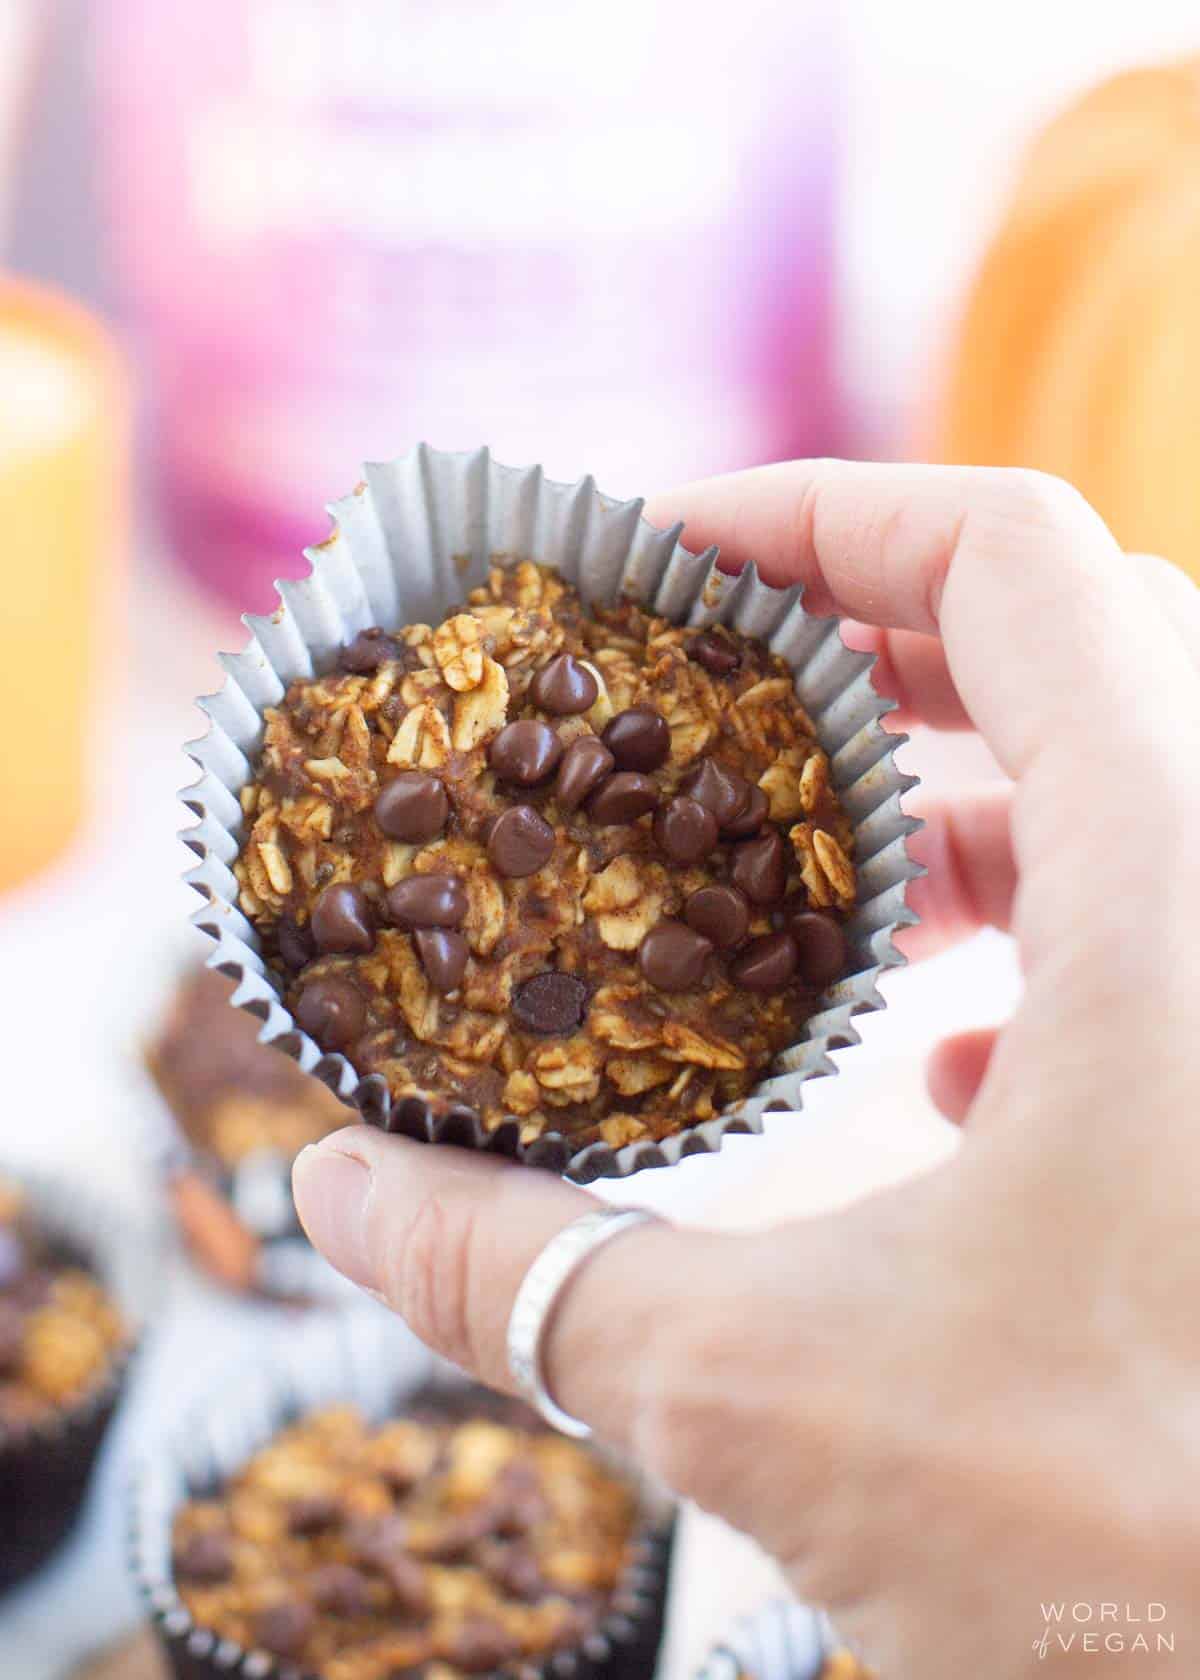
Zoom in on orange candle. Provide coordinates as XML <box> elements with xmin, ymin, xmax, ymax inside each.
<box><xmin>0</xmin><ymin>277</ymin><xmax>128</xmax><ymax>893</ymax></box>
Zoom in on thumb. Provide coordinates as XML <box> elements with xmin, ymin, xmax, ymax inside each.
<box><xmin>292</xmin><ymin>1126</ymin><xmax>726</xmax><ymax>1455</ymax></box>
<box><xmin>292</xmin><ymin>1125</ymin><xmax>917</xmax><ymax>1604</ymax></box>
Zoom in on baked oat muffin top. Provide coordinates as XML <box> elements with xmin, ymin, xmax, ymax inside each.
<box><xmin>172</xmin><ymin>1402</ymin><xmax>638</xmax><ymax>1680</ymax></box>
<box><xmin>234</xmin><ymin>562</ymin><xmax>856</xmax><ymax>1151</ymax></box>
<box><xmin>148</xmin><ymin>966</ymin><xmax>346</xmax><ymax>1170</ymax></box>
<box><xmin>0</xmin><ymin>1178</ymin><xmax>126</xmax><ymax>1433</ymax></box>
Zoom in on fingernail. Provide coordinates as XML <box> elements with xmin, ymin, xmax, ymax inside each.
<box><xmin>292</xmin><ymin>1143</ymin><xmax>376</xmax><ymax>1292</ymax></box>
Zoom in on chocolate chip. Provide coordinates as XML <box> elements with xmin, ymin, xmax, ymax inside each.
<box><xmin>287</xmin><ymin>1493</ymin><xmax>342</xmax><ymax>1536</ymax></box>
<box><xmin>339</xmin><ymin>626</ymin><xmax>400</xmax><ymax>674</ymax></box>
<box><xmin>554</xmin><ymin>735</ymin><xmax>615</xmax><ymax>812</ymax></box>
<box><xmin>588</xmin><ymin>771</ymin><xmax>659</xmax><ymax>826</ymax></box>
<box><xmin>386</xmin><ymin>873</ymin><xmax>468</xmax><ymax>929</ymax></box>
<box><xmin>639</xmin><ymin>921</ymin><xmax>714</xmax><ymax>991</ymax></box>
<box><xmin>414</xmin><ymin>929</ymin><xmax>469</xmax><ymax>992</ymax></box>
<box><xmin>276</xmin><ymin>914</ymin><xmax>316</xmax><ymax>973</ymax></box>
<box><xmin>10</xmin><ymin>1268</ymin><xmax>52</xmax><ymax>1310</ymax></box>
<box><xmin>685</xmin><ymin>884</ymin><xmax>750</xmax><ymax>949</ymax></box>
<box><xmin>0</xmin><ymin>1226</ymin><xmax>26</xmax><ymax>1291</ymax></box>
<box><xmin>530</xmin><ymin>653</ymin><xmax>599</xmax><ymax>716</ymax></box>
<box><xmin>602</xmin><ymin>705</ymin><xmax>671</xmax><ymax>771</ymax></box>
<box><xmin>310</xmin><ymin>1562</ymin><xmax>371</xmax><ymax>1617</ymax></box>
<box><xmin>689</xmin><ymin>631</ymin><xmax>742</xmax><ymax>676</ymax></box>
<box><xmin>312</xmin><ymin>882</ymin><xmax>376</xmax><ymax>954</ymax></box>
<box><xmin>0</xmin><ymin>1301</ymin><xmax>24</xmax><ymax>1375</ymax></box>
<box><xmin>722</xmin><ymin>782</ymin><xmax>769</xmax><ymax>839</ymax></box>
<box><xmin>173</xmin><ymin>1528</ymin><xmax>233</xmax><ymax>1585</ymax></box>
<box><xmin>730</xmin><ymin>931</ymin><xmax>799</xmax><ymax>990</ymax></box>
<box><xmin>479</xmin><ymin>1541</ymin><xmax>544</xmax><ymax>1600</ymax></box>
<box><xmin>512</xmin><ymin>972</ymin><xmax>589</xmax><ymax>1036</ymax></box>
<box><xmin>679</xmin><ymin>758</ymin><xmax>751</xmax><ymax>828</ymax></box>
<box><xmin>385</xmin><ymin>1552</ymin><xmax>433</xmax><ymax>1618</ymax></box>
<box><xmin>254</xmin><ymin>1600</ymin><xmax>314</xmax><ymax>1659</ymax></box>
<box><xmin>487</xmin><ymin>805</ymin><xmax>555</xmax><ymax>877</ymax></box>
<box><xmin>374</xmin><ymin>773</ymin><xmax>449</xmax><ymax>843</ymax></box>
<box><xmin>489</xmin><ymin>719</ymin><xmax>563</xmax><ymax>786</ymax></box>
<box><xmin>653</xmin><ymin>795</ymin><xmax>719</xmax><ymax>865</ymax></box>
<box><xmin>785</xmin><ymin>907</ymin><xmax>848</xmax><ymax>987</ymax></box>
<box><xmin>295</xmin><ymin>976</ymin><xmax>367</xmax><ymax>1049</ymax></box>
<box><xmin>439</xmin><ymin>1616</ymin><xmax>522</xmax><ymax>1673</ymax></box>
<box><xmin>488</xmin><ymin>1466</ymin><xmax>549</xmax><ymax>1537</ymax></box>
<box><xmin>348</xmin><ymin>1513</ymin><xmax>409</xmax><ymax>1572</ymax></box>
<box><xmin>730</xmin><ymin>829</ymin><xmax>788</xmax><ymax>906</ymax></box>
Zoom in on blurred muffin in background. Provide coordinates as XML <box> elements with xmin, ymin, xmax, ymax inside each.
<box><xmin>0</xmin><ymin>1171</ymin><xmax>142</xmax><ymax>1590</ymax></box>
<box><xmin>933</xmin><ymin>58</ymin><xmax>1200</xmax><ymax>589</ymax></box>
<box><xmin>0</xmin><ymin>1177</ymin><xmax>126</xmax><ymax>1435</ymax></box>
<box><xmin>147</xmin><ymin>966</ymin><xmax>348</xmax><ymax>1296</ymax></box>
<box><xmin>135</xmin><ymin>1368</ymin><xmax>673</xmax><ymax>1680</ymax></box>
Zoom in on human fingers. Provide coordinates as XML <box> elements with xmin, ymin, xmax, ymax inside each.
<box><xmin>897</xmin><ymin>788</ymin><xmax>1015</xmax><ymax>963</ymax></box>
<box><xmin>647</xmin><ymin>463</ymin><xmax>1200</xmax><ymax>978</ymax></box>
<box><xmin>845</xmin><ymin>552</ymin><xmax>1199</xmax><ymax>730</ymax></box>
<box><xmin>926</xmin><ymin>1027</ymin><xmax>1001</xmax><ymax>1125</ymax></box>
<box><xmin>644</xmin><ymin>461</ymin><xmax>1198</xmax><ymax>783</ymax></box>
<box><xmin>292</xmin><ymin>1125</ymin><xmax>933</xmax><ymax>1578</ymax></box>
<box><xmin>293</xmin><ymin>1128</ymin><xmax>735</xmax><ymax>1451</ymax></box>
<box><xmin>1129</xmin><ymin>551</ymin><xmax>1200</xmax><ymax>669</ymax></box>
<box><xmin>838</xmin><ymin>621</ymin><xmax>972</xmax><ymax>731</ymax></box>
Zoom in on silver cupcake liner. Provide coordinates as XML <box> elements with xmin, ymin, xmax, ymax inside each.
<box><xmin>695</xmin><ymin>1601</ymin><xmax>846</xmax><ymax>1680</ymax></box>
<box><xmin>130</xmin><ymin>1311</ymin><xmax>675</xmax><ymax>1680</ymax></box>
<box><xmin>181</xmin><ymin>445</ymin><xmax>920</xmax><ymax>1182</ymax></box>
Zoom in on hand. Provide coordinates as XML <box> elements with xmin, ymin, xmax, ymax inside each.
<box><xmin>294</xmin><ymin>463</ymin><xmax>1200</xmax><ymax>1678</ymax></box>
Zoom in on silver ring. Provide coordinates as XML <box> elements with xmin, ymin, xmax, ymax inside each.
<box><xmin>506</xmin><ymin>1207</ymin><xmax>660</xmax><ymax>1439</ymax></box>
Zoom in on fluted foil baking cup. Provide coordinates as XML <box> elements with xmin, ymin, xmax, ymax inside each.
<box><xmin>130</xmin><ymin>1312</ymin><xmax>675</xmax><ymax>1680</ymax></box>
<box><xmin>181</xmin><ymin>446</ymin><xmax>920</xmax><ymax>1182</ymax></box>
<box><xmin>695</xmin><ymin>1601</ymin><xmax>848</xmax><ymax>1680</ymax></box>
<box><xmin>0</xmin><ymin>1166</ymin><xmax>160</xmax><ymax>1590</ymax></box>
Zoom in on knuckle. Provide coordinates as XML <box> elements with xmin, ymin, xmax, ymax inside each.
<box><xmin>998</xmin><ymin>467</ymin><xmax>1100</xmax><ymax>538</ymax></box>
<box><xmin>381</xmin><ymin>1190</ymin><xmax>478</xmax><ymax>1370</ymax></box>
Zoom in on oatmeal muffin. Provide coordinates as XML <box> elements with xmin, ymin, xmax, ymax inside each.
<box><xmin>149</xmin><ymin>965</ymin><xmax>349</xmax><ymax>1294</ymax></box>
<box><xmin>232</xmin><ymin>562</ymin><xmax>857</xmax><ymax>1154</ymax></box>
<box><xmin>0</xmin><ymin>1178</ymin><xmax>126</xmax><ymax>1434</ymax></box>
<box><xmin>0</xmin><ymin>1173</ymin><xmax>135</xmax><ymax>1589</ymax></box>
<box><xmin>166</xmin><ymin>1396</ymin><xmax>665</xmax><ymax>1680</ymax></box>
<box><xmin>149</xmin><ymin>966</ymin><xmax>347</xmax><ymax>1171</ymax></box>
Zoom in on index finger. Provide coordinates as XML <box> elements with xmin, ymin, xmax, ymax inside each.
<box><xmin>644</xmin><ymin>461</ymin><xmax>1200</xmax><ymax>788</ymax></box>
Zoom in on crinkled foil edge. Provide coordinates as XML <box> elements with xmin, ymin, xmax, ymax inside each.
<box><xmin>180</xmin><ymin>445</ymin><xmax>921</xmax><ymax>1183</ymax></box>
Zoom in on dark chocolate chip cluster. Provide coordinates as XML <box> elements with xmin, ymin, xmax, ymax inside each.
<box><xmin>234</xmin><ymin>563</ymin><xmax>857</xmax><ymax>1149</ymax></box>
<box><xmin>171</xmin><ymin>1404</ymin><xmax>636</xmax><ymax>1680</ymax></box>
